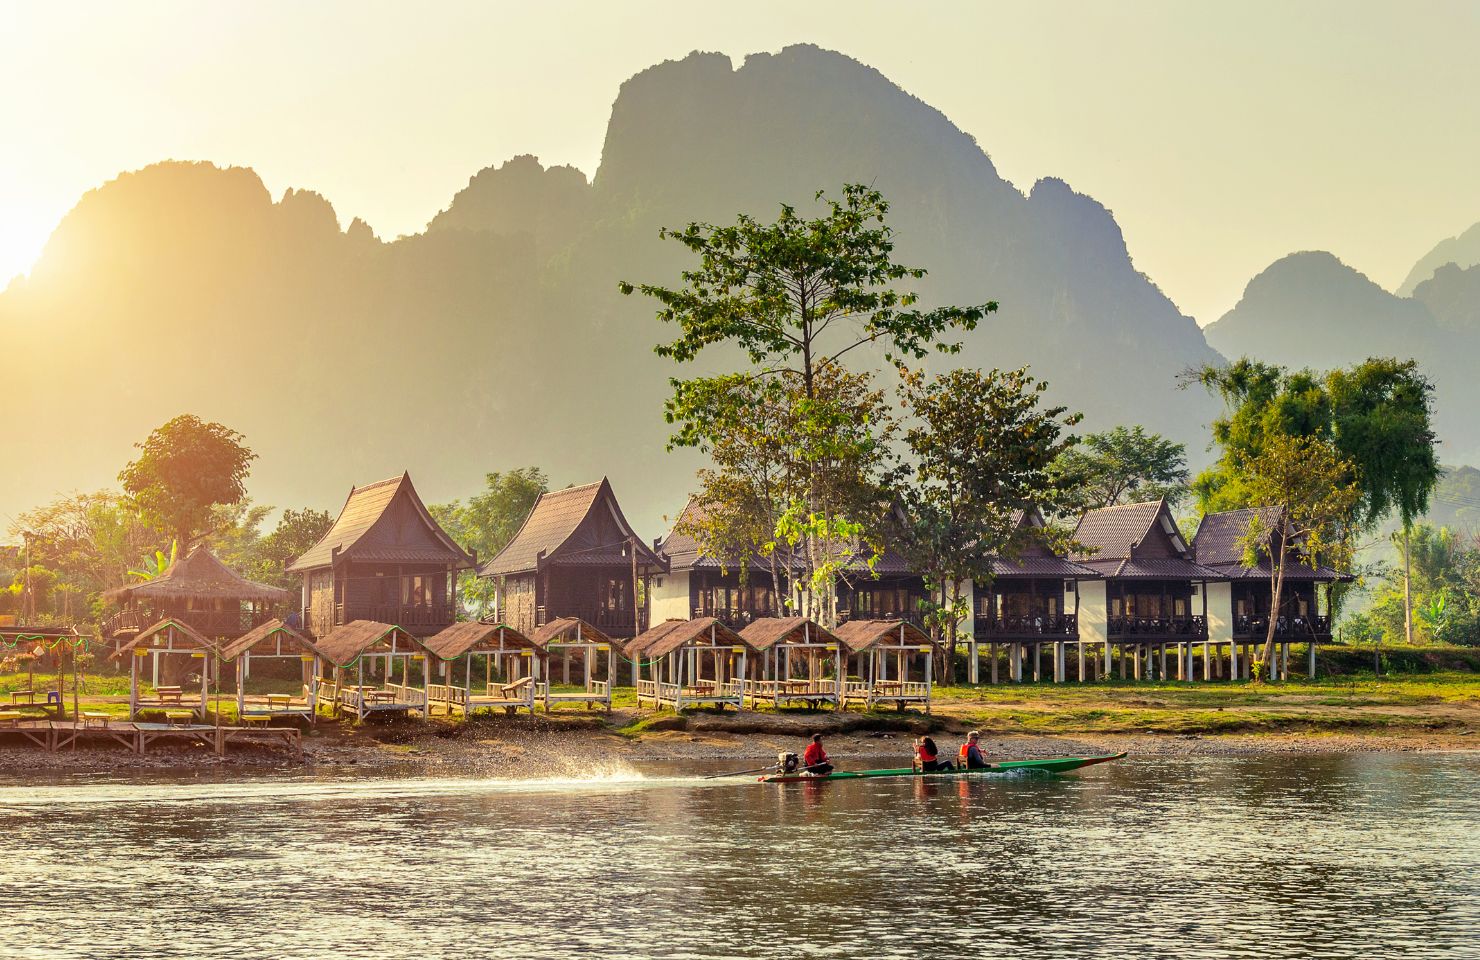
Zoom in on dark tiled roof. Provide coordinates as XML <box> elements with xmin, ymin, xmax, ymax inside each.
<box><xmin>1193</xmin><ymin>506</ymin><xmax>1350</xmax><ymax>583</ymax></box>
<box><xmin>1077</xmin><ymin>557</ymin><xmax>1224</xmax><ymax>580</ymax></box>
<box><xmin>481</xmin><ymin>478</ymin><xmax>663</xmax><ymax>577</ymax></box>
<box><xmin>987</xmin><ymin>555</ymin><xmax>1102</xmax><ymax>579</ymax></box>
<box><xmin>832</xmin><ymin>619</ymin><xmax>938</xmax><ymax>653</ymax></box>
<box><xmin>219</xmin><ymin>620</ymin><xmax>321</xmax><ymax>660</ymax></box>
<box><xmin>1071</xmin><ymin>500</ymin><xmax>1165</xmax><ymax>561</ymax></box>
<box><xmin>422</xmin><ymin>621</ymin><xmax>538</xmax><ymax>660</ymax></box>
<box><xmin>106</xmin><ymin>546</ymin><xmax>290</xmax><ymax>603</ymax></box>
<box><xmin>288</xmin><ymin>473</ymin><xmax>475</xmax><ymax>572</ymax></box>
<box><xmin>737</xmin><ymin>617</ymin><xmax>841</xmax><ymax>651</ymax></box>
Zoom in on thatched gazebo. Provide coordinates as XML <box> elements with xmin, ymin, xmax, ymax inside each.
<box><xmin>834</xmin><ymin>619</ymin><xmax>941</xmax><ymax>713</ymax></box>
<box><xmin>736</xmin><ymin>617</ymin><xmax>845</xmax><ymax>710</ymax></box>
<box><xmin>314</xmin><ymin>620</ymin><xmax>434</xmax><ymax>720</ymax></box>
<box><xmin>423</xmin><ymin>622</ymin><xmax>546</xmax><ymax>715</ymax></box>
<box><xmin>103</xmin><ymin>545</ymin><xmax>290</xmax><ymax>642</ymax></box>
<box><xmin>219</xmin><ymin>619</ymin><xmax>324</xmax><ymax>722</ymax></box>
<box><xmin>112</xmin><ymin>618</ymin><xmax>219</xmax><ymax>720</ymax></box>
<box><xmin>626</xmin><ymin>617</ymin><xmax>755</xmax><ymax>711</ymax></box>
<box><xmin>530</xmin><ymin>617</ymin><xmax>615</xmax><ymax>711</ymax></box>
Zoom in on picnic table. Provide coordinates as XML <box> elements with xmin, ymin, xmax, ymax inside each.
<box><xmin>9</xmin><ymin>689</ymin><xmax>36</xmax><ymax>705</ymax></box>
<box><xmin>265</xmin><ymin>694</ymin><xmax>294</xmax><ymax>711</ymax></box>
<box><xmin>154</xmin><ymin>686</ymin><xmax>185</xmax><ymax>705</ymax></box>
<box><xmin>80</xmin><ymin>712</ymin><xmax>112</xmax><ymax>729</ymax></box>
<box><xmin>164</xmin><ymin>710</ymin><xmax>195</xmax><ymax>726</ymax></box>
<box><xmin>364</xmin><ymin>690</ymin><xmax>398</xmax><ymax>704</ymax></box>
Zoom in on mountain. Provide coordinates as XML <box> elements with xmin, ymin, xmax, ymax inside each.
<box><xmin>0</xmin><ymin>45</ymin><xmax>1223</xmax><ymax>532</ymax></box>
<box><xmin>1204</xmin><ymin>251</ymin><xmax>1480</xmax><ymax>464</ymax></box>
<box><xmin>1398</xmin><ymin>220</ymin><xmax>1480</xmax><ymax>296</ymax></box>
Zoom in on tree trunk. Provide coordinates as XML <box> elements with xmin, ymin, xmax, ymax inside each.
<box><xmin>1402</xmin><ymin>523</ymin><xmax>1413</xmax><ymax>646</ymax></box>
<box><xmin>1260</xmin><ymin>550</ymin><xmax>1288</xmax><ymax>683</ymax></box>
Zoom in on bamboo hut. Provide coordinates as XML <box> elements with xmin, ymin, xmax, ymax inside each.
<box><xmin>626</xmin><ymin>617</ymin><xmax>754</xmax><ymax>711</ymax></box>
<box><xmin>834</xmin><ymin>619</ymin><xmax>940</xmax><ymax>713</ymax></box>
<box><xmin>219</xmin><ymin>619</ymin><xmax>324</xmax><ymax>722</ymax></box>
<box><xmin>530</xmin><ymin>617</ymin><xmax>615</xmax><ymax>711</ymax></box>
<box><xmin>103</xmin><ymin>545</ymin><xmax>289</xmax><ymax>642</ymax></box>
<box><xmin>422</xmin><ymin>622</ymin><xmax>545</xmax><ymax>715</ymax></box>
<box><xmin>736</xmin><ymin>618</ymin><xmax>845</xmax><ymax>710</ymax></box>
<box><xmin>112</xmin><ymin>618</ymin><xmax>219</xmax><ymax>720</ymax></box>
<box><xmin>313</xmin><ymin>620</ymin><xmax>433</xmax><ymax>720</ymax></box>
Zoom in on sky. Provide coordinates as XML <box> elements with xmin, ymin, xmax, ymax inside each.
<box><xmin>2</xmin><ymin>0</ymin><xmax>1478</xmax><ymax>323</ymax></box>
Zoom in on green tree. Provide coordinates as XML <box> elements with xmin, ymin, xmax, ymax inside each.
<box><xmin>620</xmin><ymin>184</ymin><xmax>990</xmax><ymax>623</ymax></box>
<box><xmin>893</xmin><ymin>365</ymin><xmax>1081</xmax><ymax>661</ymax></box>
<box><xmin>431</xmin><ymin>468</ymin><xmax>548</xmax><ymax>618</ymax></box>
<box><xmin>251</xmin><ymin>507</ymin><xmax>334</xmax><ymax>589</ymax></box>
<box><xmin>1234</xmin><ymin>433</ymin><xmax>1361</xmax><ymax>680</ymax></box>
<box><xmin>119</xmin><ymin>415</ymin><xmax>256</xmax><ymax>547</ymax></box>
<box><xmin>1048</xmin><ymin>425</ymin><xmax>1189</xmax><ymax>514</ymax></box>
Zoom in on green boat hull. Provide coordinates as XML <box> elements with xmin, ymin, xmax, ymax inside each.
<box><xmin>758</xmin><ymin>752</ymin><xmax>1125</xmax><ymax>783</ymax></box>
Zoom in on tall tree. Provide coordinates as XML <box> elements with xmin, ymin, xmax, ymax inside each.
<box><xmin>1234</xmin><ymin>433</ymin><xmax>1360</xmax><ymax>680</ymax></box>
<box><xmin>893</xmin><ymin>365</ymin><xmax>1081</xmax><ymax>663</ymax></box>
<box><xmin>119</xmin><ymin>414</ymin><xmax>256</xmax><ymax>547</ymax></box>
<box><xmin>252</xmin><ymin>507</ymin><xmax>334</xmax><ymax>589</ymax></box>
<box><xmin>620</xmin><ymin>184</ymin><xmax>990</xmax><ymax>623</ymax></box>
<box><xmin>1047</xmin><ymin>425</ymin><xmax>1188</xmax><ymax>514</ymax></box>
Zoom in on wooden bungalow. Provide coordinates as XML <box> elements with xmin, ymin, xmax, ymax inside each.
<box><xmin>288</xmin><ymin>473</ymin><xmax>476</xmax><ymax>639</ymax></box>
<box><xmin>530</xmin><ymin>617</ymin><xmax>615</xmax><ymax>711</ymax></box>
<box><xmin>112</xmin><ymin>618</ymin><xmax>219</xmax><ymax>720</ymax></box>
<box><xmin>838</xmin><ymin>550</ymin><xmax>930</xmax><ymax>627</ymax></box>
<box><xmin>218</xmin><ymin>619</ymin><xmax>324</xmax><ymax>723</ymax></box>
<box><xmin>1072</xmin><ymin>499</ymin><xmax>1223</xmax><ymax>681</ymax></box>
<box><xmin>1193</xmin><ymin>506</ymin><xmax>1353</xmax><ymax>680</ymax></box>
<box><xmin>650</xmin><ymin>498</ymin><xmax>790</xmax><ymax>628</ymax></box>
<box><xmin>834</xmin><ymin>619</ymin><xmax>940</xmax><ymax>713</ymax></box>
<box><xmin>102</xmin><ymin>545</ymin><xmax>289</xmax><ymax>642</ymax></box>
<box><xmin>481</xmin><ymin>479</ymin><xmax>666</xmax><ymax>640</ymax></box>
<box><xmin>313</xmin><ymin>620</ymin><xmax>434</xmax><ymax>720</ymax></box>
<box><xmin>736</xmin><ymin>617</ymin><xmax>845</xmax><ymax>710</ymax></box>
<box><xmin>626</xmin><ymin>617</ymin><xmax>754</xmax><ymax>711</ymax></box>
<box><xmin>974</xmin><ymin>509</ymin><xmax>1102</xmax><ymax>684</ymax></box>
<box><xmin>422</xmin><ymin>622</ymin><xmax>546</xmax><ymax>715</ymax></box>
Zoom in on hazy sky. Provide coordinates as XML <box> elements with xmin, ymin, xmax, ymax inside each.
<box><xmin>3</xmin><ymin>0</ymin><xmax>1478</xmax><ymax>323</ymax></box>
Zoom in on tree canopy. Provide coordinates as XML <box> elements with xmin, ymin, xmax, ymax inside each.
<box><xmin>1048</xmin><ymin>425</ymin><xmax>1188</xmax><ymax>514</ymax></box>
<box><xmin>119</xmin><ymin>414</ymin><xmax>256</xmax><ymax>546</ymax></box>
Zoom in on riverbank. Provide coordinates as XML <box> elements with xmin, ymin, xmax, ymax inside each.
<box><xmin>0</xmin><ymin>672</ymin><xmax>1473</xmax><ymax>774</ymax></box>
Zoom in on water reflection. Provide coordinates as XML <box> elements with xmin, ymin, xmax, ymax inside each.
<box><xmin>2</xmin><ymin>754</ymin><xmax>1476</xmax><ymax>959</ymax></box>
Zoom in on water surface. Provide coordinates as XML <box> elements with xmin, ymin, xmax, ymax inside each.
<box><xmin>4</xmin><ymin>752</ymin><xmax>1476</xmax><ymax>959</ymax></box>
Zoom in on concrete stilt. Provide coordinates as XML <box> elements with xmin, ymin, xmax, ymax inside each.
<box><xmin>1308</xmin><ymin>641</ymin><xmax>1317</xmax><ymax>679</ymax></box>
<box><xmin>1054</xmin><ymin>642</ymin><xmax>1065</xmax><ymax>683</ymax></box>
<box><xmin>990</xmin><ymin>643</ymin><xmax>999</xmax><ymax>684</ymax></box>
<box><xmin>1203</xmin><ymin>641</ymin><xmax>1211</xmax><ymax>681</ymax></box>
<box><xmin>1077</xmin><ymin>641</ymin><xmax>1085</xmax><ymax>682</ymax></box>
<box><xmin>1119</xmin><ymin>646</ymin><xmax>1128</xmax><ymax>680</ymax></box>
<box><xmin>1133</xmin><ymin>647</ymin><xmax>1143</xmax><ymax>681</ymax></box>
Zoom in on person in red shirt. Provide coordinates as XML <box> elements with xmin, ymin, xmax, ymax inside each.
<box><xmin>914</xmin><ymin>735</ymin><xmax>955</xmax><ymax>772</ymax></box>
<box><xmin>802</xmin><ymin>733</ymin><xmax>833</xmax><ymax>775</ymax></box>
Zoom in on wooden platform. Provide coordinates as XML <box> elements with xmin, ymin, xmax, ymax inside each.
<box><xmin>0</xmin><ymin>720</ymin><xmax>301</xmax><ymax>757</ymax></box>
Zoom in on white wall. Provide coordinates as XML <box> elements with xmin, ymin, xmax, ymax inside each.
<box><xmin>1206</xmin><ymin>581</ymin><xmax>1233</xmax><ymax>645</ymax></box>
<box><xmin>1078</xmin><ymin>580</ymin><xmax>1107</xmax><ymax>647</ymax></box>
<box><xmin>649</xmin><ymin>570</ymin><xmax>690</xmax><ymax>623</ymax></box>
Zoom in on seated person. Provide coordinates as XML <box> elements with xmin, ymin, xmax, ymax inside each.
<box><xmin>958</xmin><ymin>731</ymin><xmax>989</xmax><ymax>770</ymax></box>
<box><xmin>915</xmin><ymin>735</ymin><xmax>954</xmax><ymax>772</ymax></box>
<box><xmin>802</xmin><ymin>733</ymin><xmax>834</xmax><ymax>775</ymax></box>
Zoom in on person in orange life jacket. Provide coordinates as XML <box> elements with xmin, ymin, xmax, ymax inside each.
<box><xmin>959</xmin><ymin>731</ymin><xmax>989</xmax><ymax>770</ymax></box>
<box><xmin>802</xmin><ymin>733</ymin><xmax>833</xmax><ymax>775</ymax></box>
<box><xmin>914</xmin><ymin>735</ymin><xmax>954</xmax><ymax>772</ymax></box>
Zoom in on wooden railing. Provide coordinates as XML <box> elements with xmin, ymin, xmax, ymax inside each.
<box><xmin>1233</xmin><ymin>615</ymin><xmax>1332</xmax><ymax>640</ymax></box>
<box><xmin>334</xmin><ymin>603</ymin><xmax>454</xmax><ymax>631</ymax></box>
<box><xmin>1108</xmin><ymin>616</ymin><xmax>1207</xmax><ymax>640</ymax></box>
<box><xmin>103</xmin><ymin>607</ymin><xmax>273</xmax><ymax>639</ymax></box>
<box><xmin>536</xmin><ymin>605</ymin><xmax>645</xmax><ymax>637</ymax></box>
<box><xmin>975</xmin><ymin>614</ymin><xmax>1078</xmax><ymax>639</ymax></box>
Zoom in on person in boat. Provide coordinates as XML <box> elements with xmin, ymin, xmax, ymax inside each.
<box><xmin>914</xmin><ymin>735</ymin><xmax>954</xmax><ymax>772</ymax></box>
<box><xmin>959</xmin><ymin>731</ymin><xmax>989</xmax><ymax>770</ymax></box>
<box><xmin>802</xmin><ymin>733</ymin><xmax>833</xmax><ymax>775</ymax></box>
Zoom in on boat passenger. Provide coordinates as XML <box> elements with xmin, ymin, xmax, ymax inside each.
<box><xmin>802</xmin><ymin>733</ymin><xmax>833</xmax><ymax>775</ymax></box>
<box><xmin>959</xmin><ymin>731</ymin><xmax>989</xmax><ymax>770</ymax></box>
<box><xmin>915</xmin><ymin>735</ymin><xmax>954</xmax><ymax>772</ymax></box>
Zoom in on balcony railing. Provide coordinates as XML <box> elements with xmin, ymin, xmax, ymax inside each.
<box><xmin>837</xmin><ymin>608</ymin><xmax>927</xmax><ymax>627</ymax></box>
<box><xmin>1108</xmin><ymin>615</ymin><xmax>1206</xmax><ymax>640</ymax></box>
<box><xmin>335</xmin><ymin>602</ymin><xmax>455</xmax><ymax>632</ymax></box>
<box><xmin>535</xmin><ymin>605</ymin><xmax>645</xmax><ymax>638</ymax></box>
<box><xmin>1233</xmin><ymin>615</ymin><xmax>1331</xmax><ymax>640</ymax></box>
<box><xmin>975</xmin><ymin>614</ymin><xmax>1078</xmax><ymax>640</ymax></box>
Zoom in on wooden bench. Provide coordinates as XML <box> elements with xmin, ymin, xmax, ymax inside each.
<box><xmin>499</xmin><ymin>676</ymin><xmax>534</xmax><ymax>699</ymax></box>
<box><xmin>81</xmin><ymin>712</ymin><xmax>112</xmax><ymax>728</ymax></box>
<box><xmin>165</xmin><ymin>710</ymin><xmax>195</xmax><ymax>727</ymax></box>
<box><xmin>154</xmin><ymin>686</ymin><xmax>184</xmax><ymax>705</ymax></box>
<box><xmin>9</xmin><ymin>689</ymin><xmax>36</xmax><ymax>705</ymax></box>
<box><xmin>0</xmin><ymin>711</ymin><xmax>22</xmax><ymax>728</ymax></box>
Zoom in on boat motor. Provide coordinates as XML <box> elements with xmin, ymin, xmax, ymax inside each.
<box><xmin>778</xmin><ymin>752</ymin><xmax>800</xmax><ymax>775</ymax></box>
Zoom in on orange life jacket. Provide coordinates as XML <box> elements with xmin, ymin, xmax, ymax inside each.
<box><xmin>959</xmin><ymin>743</ymin><xmax>971</xmax><ymax>761</ymax></box>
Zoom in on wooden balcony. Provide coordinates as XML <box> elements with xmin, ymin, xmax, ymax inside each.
<box><xmin>104</xmin><ymin>607</ymin><xmax>273</xmax><ymax>639</ymax></box>
<box><xmin>975</xmin><ymin>614</ymin><xmax>1078</xmax><ymax>641</ymax></box>
<box><xmin>1232</xmin><ymin>615</ymin><xmax>1331</xmax><ymax>641</ymax></box>
<box><xmin>333</xmin><ymin>602</ymin><xmax>455</xmax><ymax>635</ymax></box>
<box><xmin>1108</xmin><ymin>615</ymin><xmax>1207</xmax><ymax>641</ymax></box>
<box><xmin>535</xmin><ymin>605</ymin><xmax>645</xmax><ymax>639</ymax></box>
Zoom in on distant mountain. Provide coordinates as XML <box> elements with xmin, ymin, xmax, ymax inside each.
<box><xmin>0</xmin><ymin>45</ymin><xmax>1224</xmax><ymax>531</ymax></box>
<box><xmin>1204</xmin><ymin>251</ymin><xmax>1480</xmax><ymax>464</ymax></box>
<box><xmin>1398</xmin><ymin>220</ymin><xmax>1480</xmax><ymax>296</ymax></box>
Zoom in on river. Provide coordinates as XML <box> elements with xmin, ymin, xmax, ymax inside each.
<box><xmin>3</xmin><ymin>752</ymin><xmax>1476</xmax><ymax>959</ymax></box>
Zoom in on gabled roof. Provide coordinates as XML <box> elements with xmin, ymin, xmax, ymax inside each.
<box><xmin>105</xmin><ymin>546</ymin><xmax>290</xmax><ymax>603</ymax></box>
<box><xmin>219</xmin><ymin>619</ymin><xmax>321</xmax><ymax>660</ymax></box>
<box><xmin>832</xmin><ymin>619</ymin><xmax>938</xmax><ymax>653</ymax></box>
<box><xmin>314</xmin><ymin>620</ymin><xmax>431</xmax><ymax>667</ymax></box>
<box><xmin>1192</xmin><ymin>506</ymin><xmax>1350</xmax><ymax>582</ymax></box>
<box><xmin>738</xmin><ymin>617</ymin><xmax>841</xmax><ymax>651</ymax></box>
<box><xmin>480</xmin><ymin>478</ymin><xmax>663</xmax><ymax>577</ymax></box>
<box><xmin>625</xmin><ymin>617</ymin><xmax>750</xmax><ymax>658</ymax></box>
<box><xmin>658</xmin><ymin>498</ymin><xmax>803</xmax><ymax>574</ymax></box>
<box><xmin>530</xmin><ymin>617</ymin><xmax>612</xmax><ymax>649</ymax></box>
<box><xmin>1071</xmin><ymin>499</ymin><xmax>1221</xmax><ymax>581</ymax></box>
<box><xmin>288</xmin><ymin>473</ymin><xmax>475</xmax><ymax>573</ymax></box>
<box><xmin>112</xmin><ymin>618</ymin><xmax>216</xmax><ymax>658</ymax></box>
<box><xmin>987</xmin><ymin>508</ymin><xmax>1100</xmax><ymax>580</ymax></box>
<box><xmin>422</xmin><ymin>621</ymin><xmax>540</xmax><ymax>660</ymax></box>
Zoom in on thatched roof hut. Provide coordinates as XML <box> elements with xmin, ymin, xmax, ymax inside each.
<box><xmin>105</xmin><ymin>546</ymin><xmax>290</xmax><ymax>605</ymax></box>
